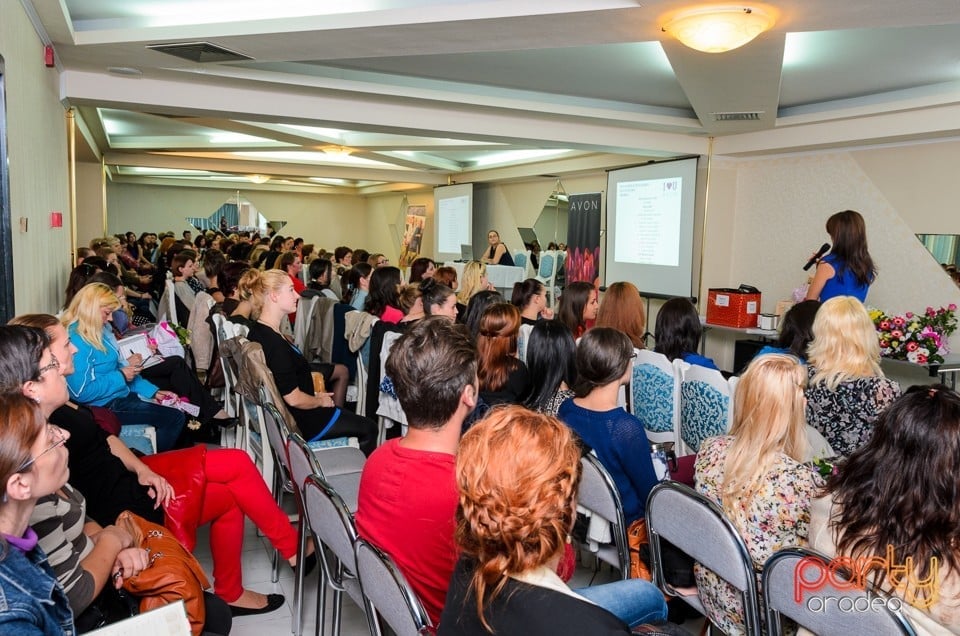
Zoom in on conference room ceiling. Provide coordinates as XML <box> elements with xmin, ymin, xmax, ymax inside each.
<box><xmin>25</xmin><ymin>0</ymin><xmax>960</xmax><ymax>195</ymax></box>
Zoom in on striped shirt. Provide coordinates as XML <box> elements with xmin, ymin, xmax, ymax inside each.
<box><xmin>29</xmin><ymin>484</ymin><xmax>96</xmax><ymax>613</ymax></box>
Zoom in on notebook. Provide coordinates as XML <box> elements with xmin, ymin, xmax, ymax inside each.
<box><xmin>116</xmin><ymin>333</ymin><xmax>164</xmax><ymax>369</ymax></box>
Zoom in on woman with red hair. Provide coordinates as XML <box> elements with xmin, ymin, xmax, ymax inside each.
<box><xmin>476</xmin><ymin>303</ymin><xmax>530</xmax><ymax>406</ymax></box>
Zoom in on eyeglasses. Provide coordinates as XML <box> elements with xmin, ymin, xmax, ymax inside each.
<box><xmin>36</xmin><ymin>357</ymin><xmax>60</xmax><ymax>378</ymax></box>
<box><xmin>16</xmin><ymin>425</ymin><xmax>67</xmax><ymax>473</ymax></box>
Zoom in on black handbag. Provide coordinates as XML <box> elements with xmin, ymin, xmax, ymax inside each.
<box><xmin>75</xmin><ymin>586</ymin><xmax>140</xmax><ymax>633</ymax></box>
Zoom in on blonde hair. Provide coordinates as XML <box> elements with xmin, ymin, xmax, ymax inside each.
<box><xmin>61</xmin><ymin>283</ymin><xmax>120</xmax><ymax>351</ymax></box>
<box><xmin>236</xmin><ymin>269</ymin><xmax>290</xmax><ymax>319</ymax></box>
<box><xmin>455</xmin><ymin>406</ymin><xmax>581</xmax><ymax>631</ymax></box>
<box><xmin>721</xmin><ymin>354</ymin><xmax>808</xmax><ymax>529</ymax></box>
<box><xmin>396</xmin><ymin>284</ymin><xmax>422</xmax><ymax>314</ymax></box>
<box><xmin>806</xmin><ymin>296</ymin><xmax>883</xmax><ymax>390</ymax></box>
<box><xmin>457</xmin><ymin>261</ymin><xmax>487</xmax><ymax>304</ymax></box>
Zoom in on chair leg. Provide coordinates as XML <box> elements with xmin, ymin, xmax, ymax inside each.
<box><xmin>332</xmin><ymin>587</ymin><xmax>343</xmax><ymax>636</ymax></box>
<box><xmin>293</xmin><ymin>516</ymin><xmax>307</xmax><ymax>636</ymax></box>
<box><xmin>315</xmin><ymin>564</ymin><xmax>327</xmax><ymax>636</ymax></box>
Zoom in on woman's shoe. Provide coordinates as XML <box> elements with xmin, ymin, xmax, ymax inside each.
<box><xmin>228</xmin><ymin>593</ymin><xmax>285</xmax><ymax>617</ymax></box>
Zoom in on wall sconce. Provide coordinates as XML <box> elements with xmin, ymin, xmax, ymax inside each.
<box><xmin>662</xmin><ymin>6</ymin><xmax>776</xmax><ymax>53</ymax></box>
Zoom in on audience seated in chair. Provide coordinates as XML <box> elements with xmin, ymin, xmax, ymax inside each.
<box><xmin>242</xmin><ymin>269</ymin><xmax>378</xmax><ymax>455</ymax></box>
<box><xmin>438</xmin><ymin>406</ymin><xmax>668</xmax><ymax>634</ymax></box>
<box><xmin>557</xmin><ymin>328</ymin><xmax>659</xmax><ymax>527</ymax></box>
<box><xmin>808</xmin><ymin>384</ymin><xmax>960</xmax><ymax>635</ymax></box>
<box><xmin>5</xmin><ymin>316</ymin><xmax>310</xmax><ymax>618</ymax></box>
<box><xmin>355</xmin><ymin>316</ymin><xmax>478</xmax><ymax>626</ymax></box>
<box><xmin>804</xmin><ymin>296</ymin><xmax>901</xmax><ymax>456</ymax></box>
<box><xmin>694</xmin><ymin>354</ymin><xmax>826</xmax><ymax>636</ymax></box>
<box><xmin>654</xmin><ymin>297</ymin><xmax>718</xmax><ymax>371</ymax></box>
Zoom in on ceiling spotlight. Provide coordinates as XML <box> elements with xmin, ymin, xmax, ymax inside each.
<box><xmin>247</xmin><ymin>174</ymin><xmax>270</xmax><ymax>184</ymax></box>
<box><xmin>662</xmin><ymin>5</ymin><xmax>776</xmax><ymax>53</ymax></box>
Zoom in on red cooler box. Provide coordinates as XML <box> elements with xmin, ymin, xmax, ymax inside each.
<box><xmin>706</xmin><ymin>287</ymin><xmax>761</xmax><ymax>328</ymax></box>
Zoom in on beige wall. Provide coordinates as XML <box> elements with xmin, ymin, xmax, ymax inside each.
<box><xmin>76</xmin><ymin>161</ymin><xmax>104</xmax><ymax>246</ymax></box>
<box><xmin>699</xmin><ymin>147</ymin><xmax>960</xmax><ymax>370</ymax></box>
<box><xmin>363</xmin><ymin>190</ymin><xmax>434</xmax><ymax>265</ymax></box>
<box><xmin>2</xmin><ymin>1</ymin><xmax>71</xmax><ymax>315</ymax></box>
<box><xmin>104</xmin><ymin>183</ymin><xmax>369</xmax><ymax>252</ymax></box>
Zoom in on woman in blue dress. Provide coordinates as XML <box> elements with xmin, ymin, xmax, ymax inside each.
<box><xmin>806</xmin><ymin>209</ymin><xmax>876</xmax><ymax>303</ymax></box>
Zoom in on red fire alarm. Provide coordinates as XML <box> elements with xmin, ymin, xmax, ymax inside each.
<box><xmin>50</xmin><ymin>211</ymin><xmax>63</xmax><ymax>228</ymax></box>
<box><xmin>44</xmin><ymin>45</ymin><xmax>55</xmax><ymax>68</ymax></box>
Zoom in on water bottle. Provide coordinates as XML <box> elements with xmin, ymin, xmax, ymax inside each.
<box><xmin>650</xmin><ymin>442</ymin><xmax>678</xmax><ymax>481</ymax></box>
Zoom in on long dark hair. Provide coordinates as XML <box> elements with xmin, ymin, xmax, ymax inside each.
<box><xmin>827</xmin><ymin>385</ymin><xmax>960</xmax><ymax>601</ymax></box>
<box><xmin>826</xmin><ymin>210</ymin><xmax>876</xmax><ymax>287</ymax></box>
<box><xmin>342</xmin><ymin>262</ymin><xmax>373</xmax><ymax>306</ymax></box>
<box><xmin>408</xmin><ymin>257</ymin><xmax>435</xmax><ymax>284</ymax></box>
<box><xmin>524</xmin><ymin>320</ymin><xmax>577</xmax><ymax>412</ymax></box>
<box><xmin>653</xmin><ymin>297</ymin><xmax>701</xmax><ymax>362</ymax></box>
<box><xmin>557</xmin><ymin>281</ymin><xmax>594</xmax><ymax>337</ymax></box>
<box><xmin>463</xmin><ymin>290</ymin><xmax>504</xmax><ymax>340</ymax></box>
<box><xmin>364</xmin><ymin>266</ymin><xmax>402</xmax><ymax>316</ymax></box>
<box><xmin>420</xmin><ymin>278</ymin><xmax>455</xmax><ymax>315</ymax></box>
<box><xmin>308</xmin><ymin>258</ymin><xmax>333</xmax><ymax>290</ymax></box>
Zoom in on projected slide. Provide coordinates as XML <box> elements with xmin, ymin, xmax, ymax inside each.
<box><xmin>605</xmin><ymin>157</ymin><xmax>698</xmax><ymax>299</ymax></box>
<box><xmin>615</xmin><ymin>177</ymin><xmax>683</xmax><ymax>266</ymax></box>
<box><xmin>437</xmin><ymin>195</ymin><xmax>470</xmax><ymax>254</ymax></box>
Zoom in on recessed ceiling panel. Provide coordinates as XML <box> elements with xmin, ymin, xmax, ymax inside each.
<box><xmin>781</xmin><ymin>25</ymin><xmax>960</xmax><ymax>110</ymax></box>
<box><xmin>294</xmin><ymin>42</ymin><xmax>687</xmax><ymax>109</ymax></box>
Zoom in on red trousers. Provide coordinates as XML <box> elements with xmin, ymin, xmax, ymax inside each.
<box><xmin>198</xmin><ymin>449</ymin><xmax>297</xmax><ymax>602</ymax></box>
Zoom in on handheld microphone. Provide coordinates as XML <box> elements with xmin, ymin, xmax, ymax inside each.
<box><xmin>803</xmin><ymin>243</ymin><xmax>831</xmax><ymax>271</ymax></box>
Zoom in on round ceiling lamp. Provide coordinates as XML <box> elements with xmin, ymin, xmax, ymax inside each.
<box><xmin>662</xmin><ymin>6</ymin><xmax>776</xmax><ymax>53</ymax></box>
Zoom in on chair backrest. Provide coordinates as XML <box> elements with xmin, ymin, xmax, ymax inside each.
<box><xmin>261</xmin><ymin>401</ymin><xmax>293</xmax><ymax>475</ymax></box>
<box><xmin>355</xmin><ymin>538</ymin><xmax>433</xmax><ymax>636</ymax></box>
<box><xmin>186</xmin><ymin>291</ymin><xmax>216</xmax><ymax>371</ymax></box>
<box><xmin>537</xmin><ymin>251</ymin><xmax>555</xmax><ymax>279</ymax></box>
<box><xmin>157</xmin><ymin>278</ymin><xmax>178</xmax><ymax>324</ymax></box>
<box><xmin>646</xmin><ymin>481</ymin><xmax>761</xmax><ymax>634</ymax></box>
<box><xmin>763</xmin><ymin>547</ymin><xmax>917</xmax><ymax>635</ymax></box>
<box><xmin>287</xmin><ymin>433</ymin><xmax>322</xmax><ymax>494</ymax></box>
<box><xmin>679</xmin><ymin>364</ymin><xmax>735</xmax><ymax>453</ymax></box>
<box><xmin>577</xmin><ymin>454</ymin><xmax>630</xmax><ymax>576</ymax></box>
<box><xmin>517</xmin><ymin>323</ymin><xmax>534</xmax><ymax>364</ymax></box>
<box><xmin>630</xmin><ymin>350</ymin><xmax>682</xmax><ymax>446</ymax></box>
<box><xmin>303</xmin><ymin>474</ymin><xmax>359</xmax><ymax>570</ymax></box>
<box><xmin>512</xmin><ymin>250</ymin><xmax>527</xmax><ymax>271</ymax></box>
<box><xmin>294</xmin><ymin>295</ymin><xmax>320</xmax><ymax>353</ymax></box>
<box><xmin>235</xmin><ymin>339</ymin><xmax>300</xmax><ymax>432</ymax></box>
<box><xmin>376</xmin><ymin>331</ymin><xmax>408</xmax><ymax>426</ymax></box>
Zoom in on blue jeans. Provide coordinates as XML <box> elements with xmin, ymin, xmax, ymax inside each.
<box><xmin>107</xmin><ymin>393</ymin><xmax>186</xmax><ymax>452</ymax></box>
<box><xmin>575</xmin><ymin>578</ymin><xmax>668</xmax><ymax>628</ymax></box>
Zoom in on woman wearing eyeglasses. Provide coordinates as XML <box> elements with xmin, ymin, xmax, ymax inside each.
<box><xmin>4</xmin><ymin>317</ymin><xmax>309</xmax><ymax>619</ymax></box>
<box><xmin>0</xmin><ymin>393</ymin><xmax>75</xmax><ymax>636</ymax></box>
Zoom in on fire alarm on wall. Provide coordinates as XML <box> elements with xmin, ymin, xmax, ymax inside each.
<box><xmin>44</xmin><ymin>45</ymin><xmax>55</xmax><ymax>68</ymax></box>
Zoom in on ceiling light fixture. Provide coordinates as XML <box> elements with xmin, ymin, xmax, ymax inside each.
<box><xmin>321</xmin><ymin>145</ymin><xmax>354</xmax><ymax>157</ymax></box>
<box><xmin>662</xmin><ymin>6</ymin><xmax>776</xmax><ymax>53</ymax></box>
<box><xmin>247</xmin><ymin>174</ymin><xmax>270</xmax><ymax>184</ymax></box>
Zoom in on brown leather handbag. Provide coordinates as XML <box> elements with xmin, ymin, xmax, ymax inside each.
<box><xmin>115</xmin><ymin>511</ymin><xmax>210</xmax><ymax>635</ymax></box>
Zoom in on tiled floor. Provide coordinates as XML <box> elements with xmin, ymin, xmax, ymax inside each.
<box><xmin>194</xmin><ymin>511</ymin><xmax>702</xmax><ymax>636</ymax></box>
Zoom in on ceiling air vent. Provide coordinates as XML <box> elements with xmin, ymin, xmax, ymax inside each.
<box><xmin>711</xmin><ymin>111</ymin><xmax>764</xmax><ymax>121</ymax></box>
<box><xmin>146</xmin><ymin>42</ymin><xmax>253</xmax><ymax>63</ymax></box>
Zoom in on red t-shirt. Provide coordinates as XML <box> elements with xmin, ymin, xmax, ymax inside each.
<box><xmin>355</xmin><ymin>438</ymin><xmax>458</xmax><ymax>626</ymax></box>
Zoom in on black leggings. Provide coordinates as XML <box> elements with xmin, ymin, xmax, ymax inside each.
<box><xmin>291</xmin><ymin>405</ymin><xmax>378</xmax><ymax>456</ymax></box>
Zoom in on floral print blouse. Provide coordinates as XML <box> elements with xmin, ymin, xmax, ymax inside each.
<box><xmin>694</xmin><ymin>435</ymin><xmax>825</xmax><ymax>636</ymax></box>
<box><xmin>804</xmin><ymin>366</ymin><xmax>901</xmax><ymax>456</ymax></box>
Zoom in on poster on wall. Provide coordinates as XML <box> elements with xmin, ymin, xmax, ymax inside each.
<box><xmin>399</xmin><ymin>206</ymin><xmax>427</xmax><ymax>269</ymax></box>
<box><xmin>565</xmin><ymin>192</ymin><xmax>602</xmax><ymax>287</ymax></box>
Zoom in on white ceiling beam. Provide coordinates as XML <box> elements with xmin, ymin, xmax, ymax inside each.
<box><xmin>61</xmin><ymin>70</ymin><xmax>710</xmax><ymax>158</ymax></box>
<box><xmin>103</xmin><ymin>151</ymin><xmax>449</xmax><ymax>185</ymax></box>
